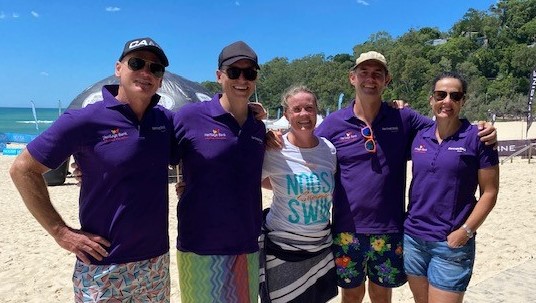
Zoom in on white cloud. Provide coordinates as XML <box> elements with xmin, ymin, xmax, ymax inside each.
<box><xmin>105</xmin><ymin>7</ymin><xmax>121</xmax><ymax>12</ymax></box>
<box><xmin>12</xmin><ymin>12</ymin><xmax>20</xmax><ymax>18</ymax></box>
<box><xmin>235</xmin><ymin>1</ymin><xmax>240</xmax><ymax>6</ymax></box>
<box><xmin>40</xmin><ymin>72</ymin><xmax>49</xmax><ymax>76</ymax></box>
<box><xmin>31</xmin><ymin>11</ymin><xmax>39</xmax><ymax>18</ymax></box>
<box><xmin>356</xmin><ymin>0</ymin><xmax>369</xmax><ymax>5</ymax></box>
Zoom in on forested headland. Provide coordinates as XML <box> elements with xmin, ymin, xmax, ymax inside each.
<box><xmin>201</xmin><ymin>0</ymin><xmax>536</xmax><ymax>121</ymax></box>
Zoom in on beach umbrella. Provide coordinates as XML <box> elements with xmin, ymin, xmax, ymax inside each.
<box><xmin>67</xmin><ymin>72</ymin><xmax>212</xmax><ymax>111</ymax></box>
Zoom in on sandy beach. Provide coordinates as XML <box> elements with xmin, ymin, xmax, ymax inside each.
<box><xmin>1</xmin><ymin>121</ymin><xmax>535</xmax><ymax>302</ymax></box>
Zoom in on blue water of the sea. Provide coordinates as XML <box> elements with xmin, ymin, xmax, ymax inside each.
<box><xmin>0</xmin><ymin>107</ymin><xmax>60</xmax><ymax>135</ymax></box>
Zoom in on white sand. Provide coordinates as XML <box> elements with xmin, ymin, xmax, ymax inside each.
<box><xmin>0</xmin><ymin>121</ymin><xmax>535</xmax><ymax>302</ymax></box>
<box><xmin>491</xmin><ymin>120</ymin><xmax>536</xmax><ymax>140</ymax></box>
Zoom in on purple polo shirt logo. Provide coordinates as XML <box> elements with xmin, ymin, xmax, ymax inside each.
<box><xmin>448</xmin><ymin>147</ymin><xmax>467</xmax><ymax>153</ymax></box>
<box><xmin>381</xmin><ymin>126</ymin><xmax>399</xmax><ymax>132</ymax></box>
<box><xmin>151</xmin><ymin>125</ymin><xmax>166</xmax><ymax>132</ymax></box>
<box><xmin>204</xmin><ymin>128</ymin><xmax>227</xmax><ymax>140</ymax></box>
<box><xmin>250</xmin><ymin>136</ymin><xmax>264</xmax><ymax>145</ymax></box>
<box><xmin>338</xmin><ymin>131</ymin><xmax>359</xmax><ymax>142</ymax></box>
<box><xmin>414</xmin><ymin>144</ymin><xmax>427</xmax><ymax>153</ymax></box>
<box><xmin>102</xmin><ymin>128</ymin><xmax>129</xmax><ymax>142</ymax></box>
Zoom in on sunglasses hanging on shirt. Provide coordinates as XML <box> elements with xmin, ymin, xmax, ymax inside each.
<box><xmin>361</xmin><ymin>126</ymin><xmax>376</xmax><ymax>153</ymax></box>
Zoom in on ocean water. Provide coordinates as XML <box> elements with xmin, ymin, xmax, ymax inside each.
<box><xmin>0</xmin><ymin>107</ymin><xmax>61</xmax><ymax>135</ymax></box>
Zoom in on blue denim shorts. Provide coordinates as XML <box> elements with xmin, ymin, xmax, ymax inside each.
<box><xmin>332</xmin><ymin>232</ymin><xmax>406</xmax><ymax>288</ymax></box>
<box><xmin>403</xmin><ymin>233</ymin><xmax>475</xmax><ymax>292</ymax></box>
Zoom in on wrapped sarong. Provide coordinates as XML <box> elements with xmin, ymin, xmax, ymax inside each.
<box><xmin>259</xmin><ymin>212</ymin><xmax>338</xmax><ymax>303</ymax></box>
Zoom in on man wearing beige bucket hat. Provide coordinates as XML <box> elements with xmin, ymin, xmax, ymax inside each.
<box><xmin>315</xmin><ymin>51</ymin><xmax>497</xmax><ymax>303</ymax></box>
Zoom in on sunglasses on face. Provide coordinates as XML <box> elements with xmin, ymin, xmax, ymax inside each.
<box><xmin>361</xmin><ymin>126</ymin><xmax>376</xmax><ymax>153</ymax></box>
<box><xmin>432</xmin><ymin>90</ymin><xmax>464</xmax><ymax>102</ymax></box>
<box><xmin>222</xmin><ymin>67</ymin><xmax>258</xmax><ymax>81</ymax></box>
<box><xmin>126</xmin><ymin>57</ymin><xmax>165</xmax><ymax>78</ymax></box>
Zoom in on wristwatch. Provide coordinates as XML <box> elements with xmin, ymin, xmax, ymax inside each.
<box><xmin>462</xmin><ymin>224</ymin><xmax>474</xmax><ymax>238</ymax></box>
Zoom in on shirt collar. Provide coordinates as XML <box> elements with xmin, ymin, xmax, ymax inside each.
<box><xmin>342</xmin><ymin>99</ymin><xmax>390</xmax><ymax>126</ymax></box>
<box><xmin>206</xmin><ymin>93</ymin><xmax>259</xmax><ymax>126</ymax></box>
<box><xmin>422</xmin><ymin>119</ymin><xmax>471</xmax><ymax>139</ymax></box>
<box><xmin>102</xmin><ymin>85</ymin><xmax>161</xmax><ymax>109</ymax></box>
<box><xmin>207</xmin><ymin>93</ymin><xmax>228</xmax><ymax>117</ymax></box>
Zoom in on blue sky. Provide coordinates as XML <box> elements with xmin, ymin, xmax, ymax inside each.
<box><xmin>0</xmin><ymin>0</ymin><xmax>498</xmax><ymax>108</ymax></box>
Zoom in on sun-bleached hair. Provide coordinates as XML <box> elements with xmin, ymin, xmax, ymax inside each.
<box><xmin>280</xmin><ymin>84</ymin><xmax>318</xmax><ymax>111</ymax></box>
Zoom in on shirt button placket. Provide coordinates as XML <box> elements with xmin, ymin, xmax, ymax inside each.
<box><xmin>430</xmin><ymin>147</ymin><xmax>440</xmax><ymax>173</ymax></box>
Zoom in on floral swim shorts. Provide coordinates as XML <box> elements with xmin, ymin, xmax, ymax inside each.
<box><xmin>332</xmin><ymin>232</ymin><xmax>406</xmax><ymax>288</ymax></box>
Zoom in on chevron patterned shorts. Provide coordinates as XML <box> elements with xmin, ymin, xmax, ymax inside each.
<box><xmin>73</xmin><ymin>252</ymin><xmax>170</xmax><ymax>302</ymax></box>
<box><xmin>176</xmin><ymin>250</ymin><xmax>259</xmax><ymax>303</ymax></box>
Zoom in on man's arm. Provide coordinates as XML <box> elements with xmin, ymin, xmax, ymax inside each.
<box><xmin>410</xmin><ymin>109</ymin><xmax>497</xmax><ymax>145</ymax></box>
<box><xmin>249</xmin><ymin>102</ymin><xmax>268</xmax><ymax>120</ymax></box>
<box><xmin>261</xmin><ymin>177</ymin><xmax>273</xmax><ymax>190</ymax></box>
<box><xmin>10</xmin><ymin>150</ymin><xmax>110</xmax><ymax>264</ymax></box>
<box><xmin>265</xmin><ymin>130</ymin><xmax>284</xmax><ymax>149</ymax></box>
<box><xmin>476</xmin><ymin>121</ymin><xmax>497</xmax><ymax>145</ymax></box>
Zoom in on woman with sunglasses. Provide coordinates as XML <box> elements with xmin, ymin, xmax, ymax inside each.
<box><xmin>403</xmin><ymin>71</ymin><xmax>500</xmax><ymax>303</ymax></box>
<box><xmin>259</xmin><ymin>85</ymin><xmax>338</xmax><ymax>303</ymax></box>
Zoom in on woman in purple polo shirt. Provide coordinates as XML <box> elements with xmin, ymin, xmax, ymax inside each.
<box><xmin>403</xmin><ymin>71</ymin><xmax>500</xmax><ymax>303</ymax></box>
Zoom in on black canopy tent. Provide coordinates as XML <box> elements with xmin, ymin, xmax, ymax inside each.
<box><xmin>67</xmin><ymin>72</ymin><xmax>212</xmax><ymax>111</ymax></box>
<box><xmin>44</xmin><ymin>72</ymin><xmax>212</xmax><ymax>186</ymax></box>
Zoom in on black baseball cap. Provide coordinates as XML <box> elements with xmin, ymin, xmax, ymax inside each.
<box><xmin>118</xmin><ymin>37</ymin><xmax>169</xmax><ymax>67</ymax></box>
<box><xmin>218</xmin><ymin>41</ymin><xmax>260</xmax><ymax>69</ymax></box>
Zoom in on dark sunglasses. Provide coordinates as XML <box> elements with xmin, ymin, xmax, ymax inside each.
<box><xmin>433</xmin><ymin>90</ymin><xmax>464</xmax><ymax>102</ymax></box>
<box><xmin>127</xmin><ymin>57</ymin><xmax>165</xmax><ymax>78</ymax></box>
<box><xmin>223</xmin><ymin>67</ymin><xmax>258</xmax><ymax>81</ymax></box>
<box><xmin>361</xmin><ymin>126</ymin><xmax>376</xmax><ymax>153</ymax></box>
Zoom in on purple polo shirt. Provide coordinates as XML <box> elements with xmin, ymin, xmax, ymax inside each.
<box><xmin>404</xmin><ymin>120</ymin><xmax>499</xmax><ymax>241</ymax></box>
<box><xmin>315</xmin><ymin>101</ymin><xmax>431</xmax><ymax>234</ymax></box>
<box><xmin>27</xmin><ymin>85</ymin><xmax>176</xmax><ymax>265</ymax></box>
<box><xmin>173</xmin><ymin>94</ymin><xmax>266</xmax><ymax>255</ymax></box>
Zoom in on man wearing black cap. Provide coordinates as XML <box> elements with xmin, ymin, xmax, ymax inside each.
<box><xmin>172</xmin><ymin>40</ymin><xmax>265</xmax><ymax>302</ymax></box>
<box><xmin>10</xmin><ymin>37</ymin><xmax>177</xmax><ymax>302</ymax></box>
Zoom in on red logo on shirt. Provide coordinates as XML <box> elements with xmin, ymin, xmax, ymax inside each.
<box><xmin>204</xmin><ymin>129</ymin><xmax>227</xmax><ymax>140</ymax></box>
<box><xmin>102</xmin><ymin>128</ymin><xmax>129</xmax><ymax>142</ymax></box>
<box><xmin>338</xmin><ymin>131</ymin><xmax>358</xmax><ymax>142</ymax></box>
<box><xmin>414</xmin><ymin>144</ymin><xmax>427</xmax><ymax>153</ymax></box>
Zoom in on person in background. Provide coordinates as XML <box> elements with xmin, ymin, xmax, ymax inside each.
<box><xmin>314</xmin><ymin>51</ymin><xmax>497</xmax><ymax>303</ymax></box>
<box><xmin>173</xmin><ymin>41</ymin><xmax>266</xmax><ymax>303</ymax></box>
<box><xmin>10</xmin><ymin>37</ymin><xmax>176</xmax><ymax>302</ymax></box>
<box><xmin>260</xmin><ymin>85</ymin><xmax>338</xmax><ymax>302</ymax></box>
<box><xmin>403</xmin><ymin>71</ymin><xmax>499</xmax><ymax>303</ymax></box>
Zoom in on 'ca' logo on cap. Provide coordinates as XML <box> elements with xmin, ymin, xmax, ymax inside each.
<box><xmin>128</xmin><ymin>39</ymin><xmax>156</xmax><ymax>50</ymax></box>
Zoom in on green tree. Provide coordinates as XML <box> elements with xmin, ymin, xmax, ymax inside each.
<box><xmin>200</xmin><ymin>81</ymin><xmax>220</xmax><ymax>95</ymax></box>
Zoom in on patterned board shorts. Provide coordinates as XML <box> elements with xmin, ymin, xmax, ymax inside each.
<box><xmin>73</xmin><ymin>252</ymin><xmax>170</xmax><ymax>302</ymax></box>
<box><xmin>332</xmin><ymin>232</ymin><xmax>407</xmax><ymax>288</ymax></box>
